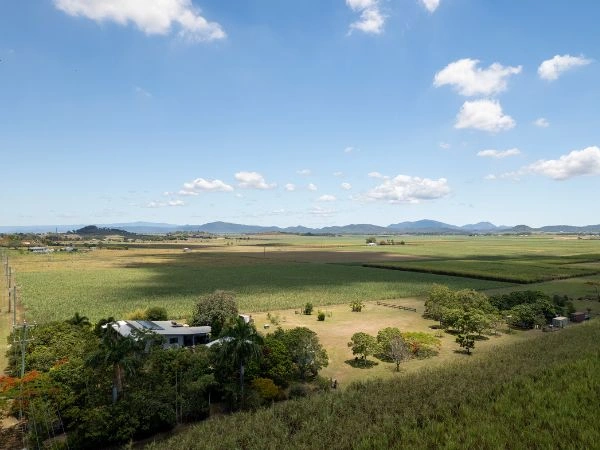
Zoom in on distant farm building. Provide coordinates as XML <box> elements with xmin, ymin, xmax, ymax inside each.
<box><xmin>552</xmin><ymin>316</ymin><xmax>569</xmax><ymax>328</ymax></box>
<box><xmin>28</xmin><ymin>246</ymin><xmax>52</xmax><ymax>253</ymax></box>
<box><xmin>111</xmin><ymin>320</ymin><xmax>211</xmax><ymax>349</ymax></box>
<box><xmin>570</xmin><ymin>312</ymin><xmax>587</xmax><ymax>323</ymax></box>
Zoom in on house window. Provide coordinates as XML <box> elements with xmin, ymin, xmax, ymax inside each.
<box><xmin>169</xmin><ymin>337</ymin><xmax>179</xmax><ymax>345</ymax></box>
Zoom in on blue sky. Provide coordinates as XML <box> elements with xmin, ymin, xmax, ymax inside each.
<box><xmin>1</xmin><ymin>0</ymin><xmax>599</xmax><ymax>228</ymax></box>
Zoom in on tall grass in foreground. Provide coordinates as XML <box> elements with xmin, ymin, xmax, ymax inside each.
<box><xmin>147</xmin><ymin>321</ymin><xmax>600</xmax><ymax>450</ymax></box>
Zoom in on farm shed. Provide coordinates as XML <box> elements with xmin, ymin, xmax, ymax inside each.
<box><xmin>570</xmin><ymin>312</ymin><xmax>586</xmax><ymax>323</ymax></box>
<box><xmin>112</xmin><ymin>320</ymin><xmax>211</xmax><ymax>349</ymax></box>
<box><xmin>552</xmin><ymin>316</ymin><xmax>569</xmax><ymax>328</ymax></box>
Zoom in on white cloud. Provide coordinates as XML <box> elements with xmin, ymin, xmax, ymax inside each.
<box><xmin>368</xmin><ymin>171</ymin><xmax>386</xmax><ymax>179</ymax></box>
<box><xmin>296</xmin><ymin>169</ymin><xmax>312</xmax><ymax>176</ymax></box>
<box><xmin>341</xmin><ymin>182</ymin><xmax>352</xmax><ymax>190</ymax></box>
<box><xmin>318</xmin><ymin>195</ymin><xmax>337</xmax><ymax>202</ymax></box>
<box><xmin>333</xmin><ymin>171</ymin><xmax>344</xmax><ymax>177</ymax></box>
<box><xmin>534</xmin><ymin>118</ymin><xmax>550</xmax><ymax>128</ymax></box>
<box><xmin>344</xmin><ymin>146</ymin><xmax>355</xmax><ymax>153</ymax></box>
<box><xmin>455</xmin><ymin>99</ymin><xmax>515</xmax><ymax>132</ymax></box>
<box><xmin>439</xmin><ymin>142</ymin><xmax>451</xmax><ymax>149</ymax></box>
<box><xmin>180</xmin><ymin>177</ymin><xmax>233</xmax><ymax>195</ymax></box>
<box><xmin>346</xmin><ymin>0</ymin><xmax>385</xmax><ymax>35</ymax></box>
<box><xmin>527</xmin><ymin>146</ymin><xmax>600</xmax><ymax>180</ymax></box>
<box><xmin>134</xmin><ymin>86</ymin><xmax>152</xmax><ymax>98</ymax></box>
<box><xmin>477</xmin><ymin>148</ymin><xmax>521</xmax><ymax>158</ymax></box>
<box><xmin>310</xmin><ymin>206</ymin><xmax>337</xmax><ymax>218</ymax></box>
<box><xmin>484</xmin><ymin>174</ymin><xmax>497</xmax><ymax>180</ymax></box>
<box><xmin>308</xmin><ymin>183</ymin><xmax>318</xmax><ymax>191</ymax></box>
<box><xmin>434</xmin><ymin>58</ymin><xmax>522</xmax><ymax>96</ymax></box>
<box><xmin>54</xmin><ymin>0</ymin><xmax>225</xmax><ymax>42</ymax></box>
<box><xmin>419</xmin><ymin>0</ymin><xmax>440</xmax><ymax>12</ymax></box>
<box><xmin>235</xmin><ymin>171</ymin><xmax>276</xmax><ymax>190</ymax></box>
<box><xmin>284</xmin><ymin>183</ymin><xmax>296</xmax><ymax>192</ymax></box>
<box><xmin>365</xmin><ymin>174</ymin><xmax>450</xmax><ymax>203</ymax></box>
<box><xmin>538</xmin><ymin>54</ymin><xmax>592</xmax><ymax>81</ymax></box>
<box><xmin>146</xmin><ymin>199</ymin><xmax>185</xmax><ymax>208</ymax></box>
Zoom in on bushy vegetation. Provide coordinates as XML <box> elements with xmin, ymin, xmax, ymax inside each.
<box><xmin>189</xmin><ymin>290</ymin><xmax>239</xmax><ymax>337</ymax></box>
<box><xmin>147</xmin><ymin>320</ymin><xmax>600</xmax><ymax>450</ymax></box>
<box><xmin>1</xmin><ymin>311</ymin><xmax>329</xmax><ymax>448</ymax></box>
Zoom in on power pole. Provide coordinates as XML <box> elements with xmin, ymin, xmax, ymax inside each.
<box><xmin>13</xmin><ymin>321</ymin><xmax>35</xmax><ymax>420</ymax></box>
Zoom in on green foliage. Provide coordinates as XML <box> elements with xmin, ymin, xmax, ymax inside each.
<box><xmin>456</xmin><ymin>333</ymin><xmax>475</xmax><ymax>354</ymax></box>
<box><xmin>348</xmin><ymin>332</ymin><xmax>378</xmax><ymax>364</ymax></box>
<box><xmin>376</xmin><ymin>328</ymin><xmax>410</xmax><ymax>370</ymax></box>
<box><xmin>365</xmin><ymin>237</ymin><xmax>377</xmax><ymax>244</ymax></box>
<box><xmin>190</xmin><ymin>290</ymin><xmax>239</xmax><ymax>337</ymax></box>
<box><xmin>303</xmin><ymin>302</ymin><xmax>313</xmax><ymax>315</ymax></box>
<box><xmin>400</xmin><ymin>332</ymin><xmax>441</xmax><ymax>358</ymax></box>
<box><xmin>147</xmin><ymin>320</ymin><xmax>600</xmax><ymax>450</ymax></box>
<box><xmin>350</xmin><ymin>300</ymin><xmax>364</xmax><ymax>312</ymax></box>
<box><xmin>272</xmin><ymin>327</ymin><xmax>328</xmax><ymax>380</ymax></box>
<box><xmin>317</xmin><ymin>311</ymin><xmax>325</xmax><ymax>321</ymax></box>
<box><xmin>145</xmin><ymin>306</ymin><xmax>168</xmax><ymax>321</ymax></box>
<box><xmin>251</xmin><ymin>377</ymin><xmax>281</xmax><ymax>402</ymax></box>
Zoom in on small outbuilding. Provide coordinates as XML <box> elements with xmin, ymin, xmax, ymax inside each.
<box><xmin>552</xmin><ymin>316</ymin><xmax>569</xmax><ymax>328</ymax></box>
<box><xmin>570</xmin><ymin>312</ymin><xmax>587</xmax><ymax>323</ymax></box>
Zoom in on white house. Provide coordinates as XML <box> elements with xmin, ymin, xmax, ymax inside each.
<box><xmin>111</xmin><ymin>320</ymin><xmax>211</xmax><ymax>349</ymax></box>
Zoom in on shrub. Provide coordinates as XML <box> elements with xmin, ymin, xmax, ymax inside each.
<box><xmin>317</xmin><ymin>311</ymin><xmax>325</xmax><ymax>321</ymax></box>
<box><xmin>145</xmin><ymin>306</ymin><xmax>168</xmax><ymax>321</ymax></box>
<box><xmin>350</xmin><ymin>300</ymin><xmax>364</xmax><ymax>312</ymax></box>
<box><xmin>303</xmin><ymin>302</ymin><xmax>313</xmax><ymax>315</ymax></box>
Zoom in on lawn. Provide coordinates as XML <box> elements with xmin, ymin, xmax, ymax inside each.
<box><xmin>251</xmin><ymin>299</ymin><xmax>530</xmax><ymax>386</ymax></box>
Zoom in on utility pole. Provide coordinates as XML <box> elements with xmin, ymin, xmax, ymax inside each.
<box><xmin>13</xmin><ymin>321</ymin><xmax>35</xmax><ymax>420</ymax></box>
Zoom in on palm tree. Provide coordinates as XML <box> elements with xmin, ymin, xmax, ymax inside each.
<box><xmin>87</xmin><ymin>322</ymin><xmax>144</xmax><ymax>403</ymax></box>
<box><xmin>66</xmin><ymin>312</ymin><xmax>91</xmax><ymax>327</ymax></box>
<box><xmin>218</xmin><ymin>317</ymin><xmax>263</xmax><ymax>406</ymax></box>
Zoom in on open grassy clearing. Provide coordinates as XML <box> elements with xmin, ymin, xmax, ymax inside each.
<box><xmin>9</xmin><ymin>248</ymin><xmax>510</xmax><ymax>323</ymax></box>
<box><xmin>147</xmin><ymin>320</ymin><xmax>600</xmax><ymax>450</ymax></box>
<box><xmin>251</xmin><ymin>299</ymin><xmax>531</xmax><ymax>386</ymax></box>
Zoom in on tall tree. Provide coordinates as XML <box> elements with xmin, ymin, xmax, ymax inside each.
<box><xmin>87</xmin><ymin>322</ymin><xmax>145</xmax><ymax>403</ymax></box>
<box><xmin>218</xmin><ymin>317</ymin><xmax>263</xmax><ymax>406</ymax></box>
<box><xmin>190</xmin><ymin>290</ymin><xmax>239</xmax><ymax>337</ymax></box>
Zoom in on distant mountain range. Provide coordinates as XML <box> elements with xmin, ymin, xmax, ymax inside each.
<box><xmin>2</xmin><ymin>220</ymin><xmax>600</xmax><ymax>235</ymax></box>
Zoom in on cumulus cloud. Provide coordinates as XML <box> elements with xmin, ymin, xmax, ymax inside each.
<box><xmin>527</xmin><ymin>146</ymin><xmax>600</xmax><ymax>180</ymax></box>
<box><xmin>477</xmin><ymin>148</ymin><xmax>521</xmax><ymax>158</ymax></box>
<box><xmin>318</xmin><ymin>195</ymin><xmax>337</xmax><ymax>202</ymax></box>
<box><xmin>419</xmin><ymin>0</ymin><xmax>440</xmax><ymax>12</ymax></box>
<box><xmin>534</xmin><ymin>118</ymin><xmax>550</xmax><ymax>128</ymax></box>
<box><xmin>455</xmin><ymin>99</ymin><xmax>515</xmax><ymax>132</ymax></box>
<box><xmin>296</xmin><ymin>169</ymin><xmax>312</xmax><ymax>176</ymax></box>
<box><xmin>235</xmin><ymin>171</ymin><xmax>276</xmax><ymax>190</ymax></box>
<box><xmin>180</xmin><ymin>177</ymin><xmax>234</xmax><ymax>195</ymax></box>
<box><xmin>308</xmin><ymin>183</ymin><xmax>318</xmax><ymax>191</ymax></box>
<box><xmin>346</xmin><ymin>0</ymin><xmax>385</xmax><ymax>35</ymax></box>
<box><xmin>284</xmin><ymin>183</ymin><xmax>296</xmax><ymax>192</ymax></box>
<box><xmin>439</xmin><ymin>142</ymin><xmax>451</xmax><ymax>149</ymax></box>
<box><xmin>368</xmin><ymin>171</ymin><xmax>386</xmax><ymax>179</ymax></box>
<box><xmin>341</xmin><ymin>182</ymin><xmax>352</xmax><ymax>190</ymax></box>
<box><xmin>538</xmin><ymin>54</ymin><xmax>592</xmax><ymax>81</ymax></box>
<box><xmin>434</xmin><ymin>58</ymin><xmax>522</xmax><ymax>96</ymax></box>
<box><xmin>54</xmin><ymin>0</ymin><xmax>225</xmax><ymax>42</ymax></box>
<box><xmin>365</xmin><ymin>175</ymin><xmax>450</xmax><ymax>203</ymax></box>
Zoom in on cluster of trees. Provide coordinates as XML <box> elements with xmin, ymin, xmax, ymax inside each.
<box><xmin>348</xmin><ymin>327</ymin><xmax>441</xmax><ymax>370</ymax></box>
<box><xmin>1</xmin><ymin>292</ymin><xmax>329</xmax><ymax>448</ymax></box>
<box><xmin>425</xmin><ymin>285</ymin><xmax>577</xmax><ymax>354</ymax></box>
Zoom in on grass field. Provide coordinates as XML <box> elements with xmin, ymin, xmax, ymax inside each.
<box><xmin>364</xmin><ymin>256</ymin><xmax>600</xmax><ymax>283</ymax></box>
<box><xmin>7</xmin><ymin>235</ymin><xmax>600</xmax><ymax>323</ymax></box>
<box><xmin>10</xmin><ymin>248</ymin><xmax>510</xmax><ymax>322</ymax></box>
